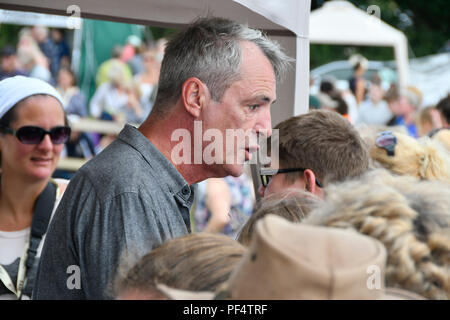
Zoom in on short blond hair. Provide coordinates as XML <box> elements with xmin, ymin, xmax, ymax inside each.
<box><xmin>113</xmin><ymin>233</ymin><xmax>246</xmax><ymax>297</ymax></box>
<box><xmin>370</xmin><ymin>131</ymin><xmax>450</xmax><ymax>182</ymax></box>
<box><xmin>432</xmin><ymin>129</ymin><xmax>450</xmax><ymax>152</ymax></box>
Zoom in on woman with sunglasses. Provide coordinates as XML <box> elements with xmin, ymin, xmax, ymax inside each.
<box><xmin>0</xmin><ymin>75</ymin><xmax>71</xmax><ymax>299</ymax></box>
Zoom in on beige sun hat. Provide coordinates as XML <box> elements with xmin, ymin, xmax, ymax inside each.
<box><xmin>158</xmin><ymin>215</ymin><xmax>425</xmax><ymax>300</ymax></box>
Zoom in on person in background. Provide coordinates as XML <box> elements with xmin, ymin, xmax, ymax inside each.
<box><xmin>386</xmin><ymin>86</ymin><xmax>422</xmax><ymax>138</ymax></box>
<box><xmin>0</xmin><ymin>76</ymin><xmax>70</xmax><ymax>299</ymax></box>
<box><xmin>357</xmin><ymin>74</ymin><xmax>392</xmax><ymax>126</ymax></box>
<box><xmin>56</xmin><ymin>67</ymin><xmax>87</xmax><ymax>118</ymax></box>
<box><xmin>0</xmin><ymin>46</ymin><xmax>27</xmax><ymax>81</ymax></box>
<box><xmin>416</xmin><ymin>106</ymin><xmax>443</xmax><ymax>137</ymax></box>
<box><xmin>194</xmin><ymin>171</ymin><xmax>254</xmax><ymax>239</ymax></box>
<box><xmin>96</xmin><ymin>46</ymin><xmax>133</xmax><ymax>88</ymax></box>
<box><xmin>133</xmin><ymin>48</ymin><xmax>161</xmax><ymax>118</ymax></box>
<box><xmin>16</xmin><ymin>28</ymin><xmax>52</xmax><ymax>84</ymax></box>
<box><xmin>316</xmin><ymin>77</ymin><xmax>353</xmax><ymax>123</ymax></box>
<box><xmin>122</xmin><ymin>35</ymin><xmax>145</xmax><ymax>76</ymax></box>
<box><xmin>348</xmin><ymin>54</ymin><xmax>368</xmax><ymax>105</ymax></box>
<box><xmin>308</xmin><ymin>76</ymin><xmax>321</xmax><ymax>110</ymax></box>
<box><xmin>436</xmin><ymin>94</ymin><xmax>450</xmax><ymax>129</ymax></box>
<box><xmin>90</xmin><ymin>63</ymin><xmax>145</xmax><ymax>124</ymax></box>
<box><xmin>30</xmin><ymin>26</ymin><xmax>59</xmax><ymax>80</ymax></box>
<box><xmin>54</xmin><ymin>67</ymin><xmax>96</xmax><ymax>179</ymax></box>
<box><xmin>50</xmin><ymin>29</ymin><xmax>70</xmax><ymax>71</ymax></box>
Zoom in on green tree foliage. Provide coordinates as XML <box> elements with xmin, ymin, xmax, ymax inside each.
<box><xmin>0</xmin><ymin>24</ymin><xmax>22</xmax><ymax>49</ymax></box>
<box><xmin>310</xmin><ymin>0</ymin><xmax>449</xmax><ymax>68</ymax></box>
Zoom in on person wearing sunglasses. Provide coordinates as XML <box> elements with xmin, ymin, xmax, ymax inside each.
<box><xmin>259</xmin><ymin>110</ymin><xmax>369</xmax><ymax>199</ymax></box>
<box><xmin>0</xmin><ymin>75</ymin><xmax>70</xmax><ymax>300</ymax></box>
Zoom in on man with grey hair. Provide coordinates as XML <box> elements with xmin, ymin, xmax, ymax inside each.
<box><xmin>34</xmin><ymin>17</ymin><xmax>290</xmax><ymax>299</ymax></box>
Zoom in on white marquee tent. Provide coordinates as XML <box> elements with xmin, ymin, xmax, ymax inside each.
<box><xmin>309</xmin><ymin>0</ymin><xmax>409</xmax><ymax>90</ymax></box>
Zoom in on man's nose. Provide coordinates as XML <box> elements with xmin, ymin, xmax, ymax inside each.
<box><xmin>255</xmin><ymin>108</ymin><xmax>272</xmax><ymax>138</ymax></box>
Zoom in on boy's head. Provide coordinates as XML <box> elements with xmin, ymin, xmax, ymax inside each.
<box><xmin>261</xmin><ymin>110</ymin><xmax>369</xmax><ymax>198</ymax></box>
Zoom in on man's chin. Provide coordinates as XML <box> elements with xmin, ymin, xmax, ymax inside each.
<box><xmin>223</xmin><ymin>163</ymin><xmax>244</xmax><ymax>177</ymax></box>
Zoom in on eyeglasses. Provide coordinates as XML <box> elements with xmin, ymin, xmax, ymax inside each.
<box><xmin>375</xmin><ymin>131</ymin><xmax>397</xmax><ymax>157</ymax></box>
<box><xmin>0</xmin><ymin>125</ymin><xmax>71</xmax><ymax>145</ymax></box>
<box><xmin>260</xmin><ymin>167</ymin><xmax>323</xmax><ymax>188</ymax></box>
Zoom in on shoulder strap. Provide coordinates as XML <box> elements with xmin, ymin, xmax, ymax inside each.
<box><xmin>25</xmin><ymin>181</ymin><xmax>57</xmax><ymax>271</ymax></box>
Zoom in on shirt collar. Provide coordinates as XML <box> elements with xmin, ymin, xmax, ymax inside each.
<box><xmin>117</xmin><ymin>124</ymin><xmax>193</xmax><ymax>202</ymax></box>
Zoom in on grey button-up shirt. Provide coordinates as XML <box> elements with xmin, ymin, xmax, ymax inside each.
<box><xmin>33</xmin><ymin>125</ymin><xmax>195</xmax><ymax>299</ymax></box>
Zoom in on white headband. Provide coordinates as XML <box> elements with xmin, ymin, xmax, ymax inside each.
<box><xmin>0</xmin><ymin>76</ymin><xmax>65</xmax><ymax>120</ymax></box>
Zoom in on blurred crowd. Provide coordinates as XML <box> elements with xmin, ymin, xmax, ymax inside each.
<box><xmin>1</xmin><ymin>19</ymin><xmax>449</xmax><ymax>301</ymax></box>
<box><xmin>309</xmin><ymin>54</ymin><xmax>448</xmax><ymax>139</ymax></box>
<box><xmin>0</xmin><ymin>26</ymin><xmax>165</xmax><ymax>173</ymax></box>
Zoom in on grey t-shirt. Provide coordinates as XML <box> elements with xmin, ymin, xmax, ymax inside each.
<box><xmin>33</xmin><ymin>125</ymin><xmax>194</xmax><ymax>299</ymax></box>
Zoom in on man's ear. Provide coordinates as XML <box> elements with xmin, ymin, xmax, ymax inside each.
<box><xmin>303</xmin><ymin>169</ymin><xmax>319</xmax><ymax>194</ymax></box>
<box><xmin>181</xmin><ymin>77</ymin><xmax>209</xmax><ymax>118</ymax></box>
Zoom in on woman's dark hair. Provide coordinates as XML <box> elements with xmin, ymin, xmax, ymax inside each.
<box><xmin>353</xmin><ymin>62</ymin><xmax>362</xmax><ymax>71</ymax></box>
<box><xmin>327</xmin><ymin>91</ymin><xmax>348</xmax><ymax>116</ymax></box>
<box><xmin>334</xmin><ymin>96</ymin><xmax>349</xmax><ymax>116</ymax></box>
<box><xmin>58</xmin><ymin>66</ymin><xmax>77</xmax><ymax>87</ymax></box>
<box><xmin>319</xmin><ymin>80</ymin><xmax>335</xmax><ymax>94</ymax></box>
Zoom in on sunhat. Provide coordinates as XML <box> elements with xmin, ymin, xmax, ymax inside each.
<box><xmin>158</xmin><ymin>215</ymin><xmax>425</xmax><ymax>300</ymax></box>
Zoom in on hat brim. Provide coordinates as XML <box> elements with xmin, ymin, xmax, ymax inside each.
<box><xmin>157</xmin><ymin>284</ymin><xmax>215</xmax><ymax>300</ymax></box>
<box><xmin>157</xmin><ymin>284</ymin><xmax>426</xmax><ymax>301</ymax></box>
<box><xmin>382</xmin><ymin>287</ymin><xmax>426</xmax><ymax>300</ymax></box>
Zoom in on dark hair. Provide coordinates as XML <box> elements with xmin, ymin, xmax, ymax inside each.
<box><xmin>384</xmin><ymin>84</ymin><xmax>400</xmax><ymax>103</ymax></box>
<box><xmin>333</xmin><ymin>95</ymin><xmax>349</xmax><ymax>116</ymax></box>
<box><xmin>0</xmin><ymin>45</ymin><xmax>16</xmax><ymax>58</ymax></box>
<box><xmin>353</xmin><ymin>62</ymin><xmax>362</xmax><ymax>71</ymax></box>
<box><xmin>436</xmin><ymin>94</ymin><xmax>450</xmax><ymax>124</ymax></box>
<box><xmin>319</xmin><ymin>80</ymin><xmax>335</xmax><ymax>94</ymax></box>
<box><xmin>58</xmin><ymin>66</ymin><xmax>77</xmax><ymax>86</ymax></box>
<box><xmin>151</xmin><ymin>17</ymin><xmax>291</xmax><ymax>117</ymax></box>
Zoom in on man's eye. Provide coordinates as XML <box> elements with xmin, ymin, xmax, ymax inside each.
<box><xmin>248</xmin><ymin>104</ymin><xmax>260</xmax><ymax>111</ymax></box>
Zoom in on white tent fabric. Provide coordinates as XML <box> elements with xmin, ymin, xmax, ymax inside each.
<box><xmin>0</xmin><ymin>8</ymin><xmax>72</xmax><ymax>28</ymax></box>
<box><xmin>0</xmin><ymin>0</ymin><xmax>311</xmax><ymax>121</ymax></box>
<box><xmin>309</xmin><ymin>0</ymin><xmax>409</xmax><ymax>90</ymax></box>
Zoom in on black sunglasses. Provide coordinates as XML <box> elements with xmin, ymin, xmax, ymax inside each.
<box><xmin>0</xmin><ymin>125</ymin><xmax>71</xmax><ymax>145</ymax></box>
<box><xmin>260</xmin><ymin>167</ymin><xmax>323</xmax><ymax>188</ymax></box>
<box><xmin>375</xmin><ymin>131</ymin><xmax>397</xmax><ymax>157</ymax></box>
